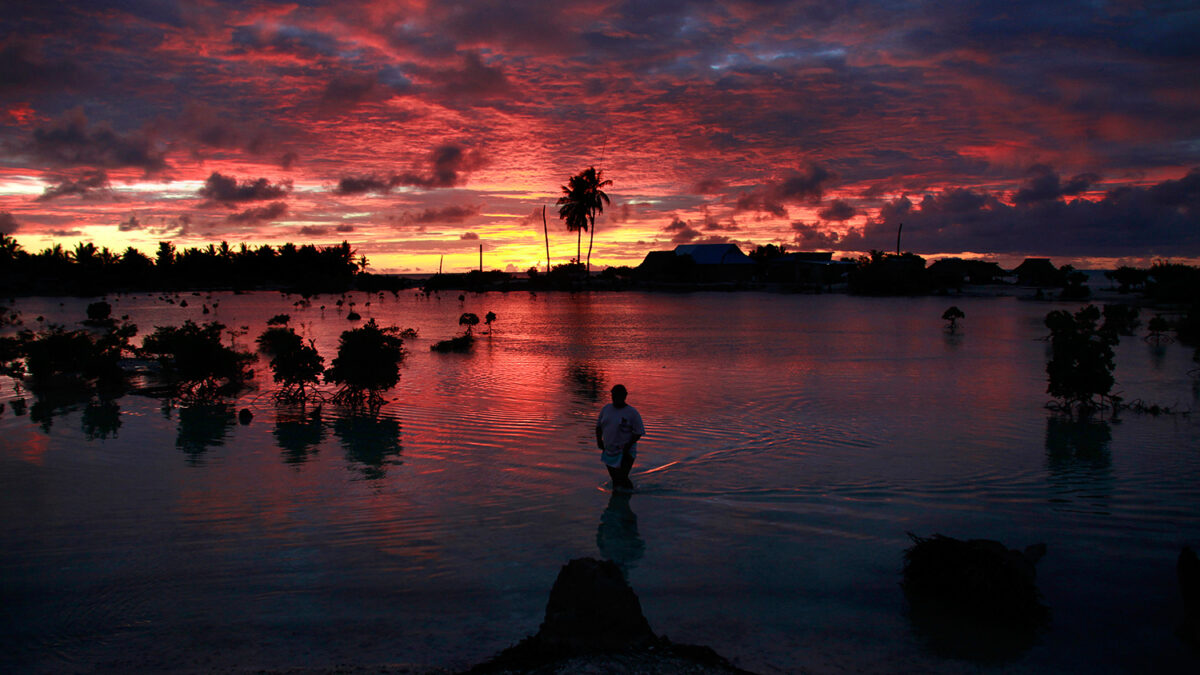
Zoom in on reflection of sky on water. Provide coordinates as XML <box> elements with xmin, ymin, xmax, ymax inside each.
<box><xmin>1</xmin><ymin>291</ymin><xmax>1199</xmax><ymax>673</ymax></box>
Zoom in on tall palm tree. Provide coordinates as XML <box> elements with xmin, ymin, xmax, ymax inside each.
<box><xmin>557</xmin><ymin>166</ymin><xmax>612</xmax><ymax>273</ymax></box>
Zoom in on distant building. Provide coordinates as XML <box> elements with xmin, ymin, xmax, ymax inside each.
<box><xmin>1012</xmin><ymin>258</ymin><xmax>1061</xmax><ymax>286</ymax></box>
<box><xmin>927</xmin><ymin>257</ymin><xmax>1007</xmax><ymax>287</ymax></box>
<box><xmin>637</xmin><ymin>243</ymin><xmax>755</xmax><ymax>282</ymax></box>
<box><xmin>765</xmin><ymin>251</ymin><xmax>853</xmax><ymax>286</ymax></box>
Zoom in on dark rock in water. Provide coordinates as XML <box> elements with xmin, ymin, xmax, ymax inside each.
<box><xmin>903</xmin><ymin>533</ymin><xmax>1048</xmax><ymax>661</ymax></box>
<box><xmin>1180</xmin><ymin>546</ymin><xmax>1200</xmax><ymax>648</ymax></box>
<box><xmin>903</xmin><ymin>533</ymin><xmax>1048</xmax><ymax>625</ymax></box>
<box><xmin>470</xmin><ymin>557</ymin><xmax>751</xmax><ymax>674</ymax></box>
<box><xmin>537</xmin><ymin>557</ymin><xmax>655</xmax><ymax>652</ymax></box>
<box><xmin>238</xmin><ymin>408</ymin><xmax>253</xmax><ymax>425</ymax></box>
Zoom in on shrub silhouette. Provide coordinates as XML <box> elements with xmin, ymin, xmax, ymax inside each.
<box><xmin>1101</xmin><ymin>304</ymin><xmax>1140</xmax><ymax>336</ymax></box>
<box><xmin>942</xmin><ymin>306</ymin><xmax>964</xmax><ymax>333</ymax></box>
<box><xmin>19</xmin><ymin>319</ymin><xmax>136</xmax><ymax>387</ymax></box>
<box><xmin>256</xmin><ymin>326</ymin><xmax>324</xmax><ymax>402</ymax></box>
<box><xmin>325</xmin><ymin>319</ymin><xmax>406</xmax><ymax>411</ymax></box>
<box><xmin>1045</xmin><ymin>305</ymin><xmax>1119</xmax><ymax>411</ymax></box>
<box><xmin>459</xmin><ymin>312</ymin><xmax>480</xmax><ymax>334</ymax></box>
<box><xmin>141</xmin><ymin>320</ymin><xmax>254</xmax><ymax>401</ymax></box>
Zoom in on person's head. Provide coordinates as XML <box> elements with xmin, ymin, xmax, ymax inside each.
<box><xmin>611</xmin><ymin>384</ymin><xmax>628</xmax><ymax>407</ymax></box>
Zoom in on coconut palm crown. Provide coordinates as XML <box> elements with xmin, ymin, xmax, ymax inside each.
<box><xmin>556</xmin><ymin>166</ymin><xmax>612</xmax><ymax>272</ymax></box>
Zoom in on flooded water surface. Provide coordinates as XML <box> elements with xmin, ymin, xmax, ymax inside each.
<box><xmin>2</xmin><ymin>290</ymin><xmax>1198</xmax><ymax>673</ymax></box>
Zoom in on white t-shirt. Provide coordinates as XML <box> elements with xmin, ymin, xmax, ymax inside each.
<box><xmin>597</xmin><ymin>403</ymin><xmax>645</xmax><ymax>467</ymax></box>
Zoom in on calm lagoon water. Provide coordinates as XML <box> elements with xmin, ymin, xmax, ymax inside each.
<box><xmin>2</xmin><ymin>290</ymin><xmax>1198</xmax><ymax>673</ymax></box>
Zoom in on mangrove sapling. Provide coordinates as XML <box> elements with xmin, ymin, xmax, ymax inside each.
<box><xmin>1101</xmin><ymin>303</ymin><xmax>1140</xmax><ymax>336</ymax></box>
<box><xmin>431</xmin><ymin>314</ymin><xmax>483</xmax><ymax>352</ymax></box>
<box><xmin>1146</xmin><ymin>315</ymin><xmax>1172</xmax><ymax>344</ymax></box>
<box><xmin>83</xmin><ymin>301</ymin><xmax>113</xmax><ymax>326</ymax></box>
<box><xmin>324</xmin><ymin>319</ymin><xmax>406</xmax><ymax>411</ymax></box>
<box><xmin>485</xmin><ymin>311</ymin><xmax>497</xmax><ymax>333</ymax></box>
<box><xmin>266</xmin><ymin>313</ymin><xmax>290</xmax><ymax>326</ymax></box>
<box><xmin>942</xmin><ymin>306</ymin><xmax>964</xmax><ymax>333</ymax></box>
<box><xmin>256</xmin><ymin>326</ymin><xmax>324</xmax><ymax>403</ymax></box>
<box><xmin>141</xmin><ymin>320</ymin><xmax>255</xmax><ymax>402</ymax></box>
<box><xmin>1045</xmin><ymin>305</ymin><xmax>1120</xmax><ymax>413</ymax></box>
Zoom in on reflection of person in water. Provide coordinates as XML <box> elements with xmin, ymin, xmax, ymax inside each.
<box><xmin>597</xmin><ymin>491</ymin><xmax>645</xmax><ymax>574</ymax></box>
<box><xmin>595</xmin><ymin>384</ymin><xmax>644</xmax><ymax>491</ymax></box>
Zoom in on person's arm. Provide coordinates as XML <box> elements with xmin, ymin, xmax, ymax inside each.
<box><xmin>596</xmin><ymin>418</ymin><xmax>605</xmax><ymax>449</ymax></box>
<box><xmin>626</xmin><ymin>433</ymin><xmax>642</xmax><ymax>451</ymax></box>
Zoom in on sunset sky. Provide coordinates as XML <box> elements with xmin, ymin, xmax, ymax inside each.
<box><xmin>2</xmin><ymin>1</ymin><xmax>1198</xmax><ymax>273</ymax></box>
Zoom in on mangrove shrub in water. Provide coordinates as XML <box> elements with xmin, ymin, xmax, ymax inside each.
<box><xmin>141</xmin><ymin>320</ymin><xmax>254</xmax><ymax>401</ymax></box>
<box><xmin>1045</xmin><ymin>305</ymin><xmax>1119</xmax><ymax>411</ymax></box>
<box><xmin>256</xmin><ymin>326</ymin><xmax>324</xmax><ymax>403</ymax></box>
<box><xmin>324</xmin><ymin>319</ymin><xmax>406</xmax><ymax>411</ymax></box>
<box><xmin>18</xmin><ymin>320</ymin><xmax>136</xmax><ymax>388</ymax></box>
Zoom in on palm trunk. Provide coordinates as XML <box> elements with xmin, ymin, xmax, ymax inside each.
<box><xmin>576</xmin><ymin>228</ymin><xmax>582</xmax><ymax>266</ymax></box>
<box><xmin>586</xmin><ymin>214</ymin><xmax>595</xmax><ymax>274</ymax></box>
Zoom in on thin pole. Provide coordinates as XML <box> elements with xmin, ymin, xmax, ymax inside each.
<box><xmin>542</xmin><ymin>205</ymin><xmax>550</xmax><ymax>273</ymax></box>
<box><xmin>896</xmin><ymin>222</ymin><xmax>903</xmax><ymax>256</ymax></box>
<box><xmin>479</xmin><ymin>244</ymin><xmax>483</xmax><ymax>273</ymax></box>
<box><xmin>438</xmin><ymin>254</ymin><xmax>443</xmax><ymax>275</ymax></box>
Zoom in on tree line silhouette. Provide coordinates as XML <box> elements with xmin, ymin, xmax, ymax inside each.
<box><xmin>0</xmin><ymin>235</ymin><xmax>362</xmax><ymax>294</ymax></box>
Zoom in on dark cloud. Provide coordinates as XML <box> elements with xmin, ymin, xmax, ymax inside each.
<box><xmin>412</xmin><ymin>205</ymin><xmax>481</xmax><ymax>224</ymax></box>
<box><xmin>335</xmin><ymin>224</ymin><xmax>355</xmax><ymax>233</ymax></box>
<box><xmin>406</xmin><ymin>144</ymin><xmax>486</xmax><ymax>188</ymax></box>
<box><xmin>434</xmin><ymin>51</ymin><xmax>511</xmax><ymax>99</ymax></box>
<box><xmin>336</xmin><ymin>175</ymin><xmax>394</xmax><ymax>195</ymax></box>
<box><xmin>663</xmin><ymin>217</ymin><xmax>702</xmax><ymax>244</ymax></box>
<box><xmin>172</xmin><ymin>105</ymin><xmax>285</xmax><ymax>159</ymax></box>
<box><xmin>199</xmin><ymin>172</ymin><xmax>291</xmax><ymax>204</ymax></box>
<box><xmin>298</xmin><ymin>226</ymin><xmax>330</xmax><ymax>237</ymax></box>
<box><xmin>29</xmin><ymin>108</ymin><xmax>166</xmax><ymax>173</ymax></box>
<box><xmin>227</xmin><ymin>201</ymin><xmax>288</xmax><ymax>224</ymax></box>
<box><xmin>118</xmin><ymin>215</ymin><xmax>143</xmax><ymax>231</ymax></box>
<box><xmin>854</xmin><ymin>167</ymin><xmax>1200</xmax><ymax>257</ymax></box>
<box><xmin>335</xmin><ymin>145</ymin><xmax>486</xmax><ymax>194</ymax></box>
<box><xmin>47</xmin><ymin>229</ymin><xmax>84</xmax><ymax>238</ymax></box>
<box><xmin>1013</xmin><ymin>164</ymin><xmax>1100</xmax><ymax>205</ymax></box>
<box><xmin>0</xmin><ymin>211</ymin><xmax>19</xmax><ymax>235</ymax></box>
<box><xmin>231</xmin><ymin>23</ymin><xmax>342</xmax><ymax>59</ymax></box>
<box><xmin>791</xmin><ymin>221</ymin><xmax>846</xmax><ymax>249</ymax></box>
<box><xmin>736</xmin><ymin>164</ymin><xmax>835</xmax><ymax>216</ymax></box>
<box><xmin>37</xmin><ymin>170</ymin><xmax>112</xmax><ymax>201</ymax></box>
<box><xmin>320</xmin><ymin>72</ymin><xmax>382</xmax><ymax>112</ymax></box>
<box><xmin>818</xmin><ymin>199</ymin><xmax>857</xmax><ymax>222</ymax></box>
<box><xmin>0</xmin><ymin>38</ymin><xmax>82</xmax><ymax>93</ymax></box>
<box><xmin>692</xmin><ymin>178</ymin><xmax>727</xmax><ymax>194</ymax></box>
<box><xmin>460</xmin><ymin>231</ymin><xmax>479</xmax><ymax>240</ymax></box>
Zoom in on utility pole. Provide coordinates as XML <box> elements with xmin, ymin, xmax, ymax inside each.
<box><xmin>479</xmin><ymin>244</ymin><xmax>483</xmax><ymax>273</ymax></box>
<box><xmin>542</xmin><ymin>205</ymin><xmax>550</xmax><ymax>273</ymax></box>
<box><xmin>896</xmin><ymin>222</ymin><xmax>903</xmax><ymax>256</ymax></box>
<box><xmin>438</xmin><ymin>254</ymin><xmax>443</xmax><ymax>275</ymax></box>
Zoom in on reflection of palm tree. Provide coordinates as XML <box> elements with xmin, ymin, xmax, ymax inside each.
<box><xmin>557</xmin><ymin>167</ymin><xmax>612</xmax><ymax>272</ymax></box>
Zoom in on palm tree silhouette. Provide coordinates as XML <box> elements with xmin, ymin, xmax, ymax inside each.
<box><xmin>556</xmin><ymin>166</ymin><xmax>612</xmax><ymax>273</ymax></box>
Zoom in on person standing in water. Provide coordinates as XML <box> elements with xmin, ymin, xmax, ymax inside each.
<box><xmin>596</xmin><ymin>384</ymin><xmax>645</xmax><ymax>491</ymax></box>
